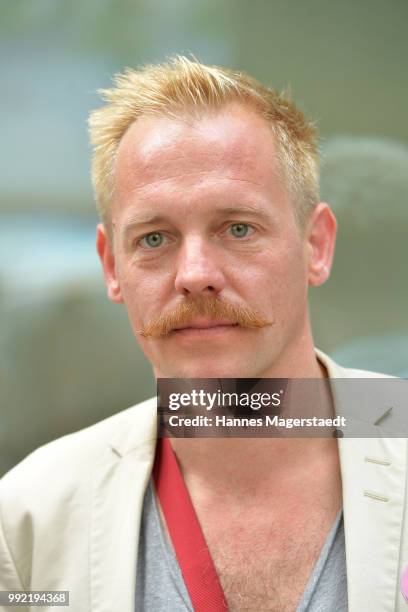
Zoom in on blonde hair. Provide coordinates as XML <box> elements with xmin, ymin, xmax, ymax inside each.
<box><xmin>89</xmin><ymin>56</ymin><xmax>319</xmax><ymax>229</ymax></box>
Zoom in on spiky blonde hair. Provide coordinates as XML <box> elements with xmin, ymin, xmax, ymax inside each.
<box><xmin>88</xmin><ymin>56</ymin><xmax>319</xmax><ymax>229</ymax></box>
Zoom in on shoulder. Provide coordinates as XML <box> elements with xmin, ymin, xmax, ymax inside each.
<box><xmin>0</xmin><ymin>396</ymin><xmax>156</xmax><ymax>508</ymax></box>
<box><xmin>316</xmin><ymin>349</ymin><xmax>408</xmax><ymax>436</ymax></box>
<box><xmin>0</xmin><ymin>397</ymin><xmax>156</xmax><ymax>591</ymax></box>
<box><xmin>315</xmin><ymin>348</ymin><xmax>394</xmax><ymax>379</ymax></box>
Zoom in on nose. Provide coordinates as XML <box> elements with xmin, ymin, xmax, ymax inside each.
<box><xmin>174</xmin><ymin>235</ymin><xmax>226</xmax><ymax>297</ymax></box>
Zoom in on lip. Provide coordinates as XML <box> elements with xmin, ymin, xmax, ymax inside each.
<box><xmin>173</xmin><ymin>318</ymin><xmax>237</xmax><ymax>331</ymax></box>
<box><xmin>172</xmin><ymin>319</ymin><xmax>239</xmax><ymax>337</ymax></box>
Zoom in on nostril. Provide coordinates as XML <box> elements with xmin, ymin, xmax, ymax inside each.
<box><xmin>183</xmin><ymin>285</ymin><xmax>215</xmax><ymax>296</ymax></box>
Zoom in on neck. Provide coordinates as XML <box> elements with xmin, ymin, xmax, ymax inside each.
<box><xmin>169</xmin><ymin>346</ymin><xmax>338</xmax><ymax>498</ymax></box>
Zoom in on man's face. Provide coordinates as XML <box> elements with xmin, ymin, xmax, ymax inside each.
<box><xmin>97</xmin><ymin>104</ymin><xmax>333</xmax><ymax>378</ymax></box>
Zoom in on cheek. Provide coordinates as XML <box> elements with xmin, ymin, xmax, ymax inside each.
<box><xmin>234</xmin><ymin>242</ymin><xmax>307</xmax><ymax>300</ymax></box>
<box><xmin>118</xmin><ymin>261</ymin><xmax>172</xmax><ymax>323</ymax></box>
<box><xmin>234</xmin><ymin>254</ymin><xmax>308</xmax><ymax>332</ymax></box>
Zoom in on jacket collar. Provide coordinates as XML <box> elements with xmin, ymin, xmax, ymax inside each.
<box><xmin>109</xmin><ymin>397</ymin><xmax>157</xmax><ymax>457</ymax></box>
<box><xmin>315</xmin><ymin>347</ymin><xmax>394</xmax><ymax>427</ymax></box>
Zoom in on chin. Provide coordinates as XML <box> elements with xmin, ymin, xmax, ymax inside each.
<box><xmin>159</xmin><ymin>359</ymin><xmax>248</xmax><ymax>379</ymax></box>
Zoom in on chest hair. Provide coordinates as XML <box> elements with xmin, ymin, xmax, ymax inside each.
<box><xmin>202</xmin><ymin>507</ymin><xmax>335</xmax><ymax>611</ymax></box>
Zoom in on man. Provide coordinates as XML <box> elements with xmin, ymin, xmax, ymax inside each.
<box><xmin>0</xmin><ymin>57</ymin><xmax>406</xmax><ymax>611</ymax></box>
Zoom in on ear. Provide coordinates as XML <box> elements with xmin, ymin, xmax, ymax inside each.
<box><xmin>306</xmin><ymin>203</ymin><xmax>337</xmax><ymax>287</ymax></box>
<box><xmin>96</xmin><ymin>223</ymin><xmax>124</xmax><ymax>303</ymax></box>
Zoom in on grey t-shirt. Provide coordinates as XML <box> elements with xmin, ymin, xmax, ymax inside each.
<box><xmin>135</xmin><ymin>480</ymin><xmax>347</xmax><ymax>611</ymax></box>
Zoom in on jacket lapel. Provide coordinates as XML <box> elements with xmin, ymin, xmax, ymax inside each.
<box><xmin>318</xmin><ymin>350</ymin><xmax>407</xmax><ymax>612</ymax></box>
<box><xmin>90</xmin><ymin>400</ymin><xmax>157</xmax><ymax>612</ymax></box>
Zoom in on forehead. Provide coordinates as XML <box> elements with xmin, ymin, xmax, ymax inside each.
<box><xmin>113</xmin><ymin>103</ymin><xmax>287</xmax><ymax>218</ymax></box>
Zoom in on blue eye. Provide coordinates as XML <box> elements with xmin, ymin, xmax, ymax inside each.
<box><xmin>230</xmin><ymin>223</ymin><xmax>250</xmax><ymax>238</ymax></box>
<box><xmin>140</xmin><ymin>232</ymin><xmax>164</xmax><ymax>248</ymax></box>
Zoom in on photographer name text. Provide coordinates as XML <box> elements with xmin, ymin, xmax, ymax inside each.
<box><xmin>167</xmin><ymin>415</ymin><xmax>347</xmax><ymax>428</ymax></box>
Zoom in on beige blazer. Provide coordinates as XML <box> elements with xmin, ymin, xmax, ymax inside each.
<box><xmin>0</xmin><ymin>350</ymin><xmax>407</xmax><ymax>611</ymax></box>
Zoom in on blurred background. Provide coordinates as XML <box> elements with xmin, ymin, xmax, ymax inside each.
<box><xmin>1</xmin><ymin>0</ymin><xmax>407</xmax><ymax>475</ymax></box>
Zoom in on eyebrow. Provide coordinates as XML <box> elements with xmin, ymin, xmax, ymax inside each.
<box><xmin>215</xmin><ymin>204</ymin><xmax>269</xmax><ymax>217</ymax></box>
<box><xmin>119</xmin><ymin>215</ymin><xmax>169</xmax><ymax>240</ymax></box>
<box><xmin>120</xmin><ymin>203</ymin><xmax>274</xmax><ymax>239</ymax></box>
